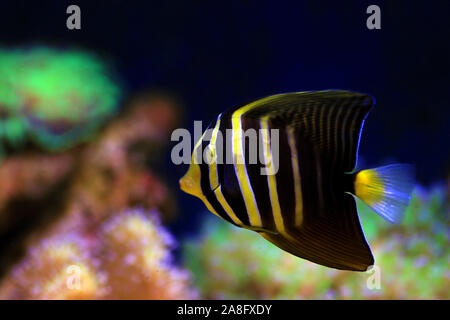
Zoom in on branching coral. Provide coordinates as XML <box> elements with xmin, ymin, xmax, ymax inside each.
<box><xmin>0</xmin><ymin>47</ymin><xmax>120</xmax><ymax>152</ymax></box>
<box><xmin>0</xmin><ymin>209</ymin><xmax>197</xmax><ymax>300</ymax></box>
<box><xmin>184</xmin><ymin>185</ymin><xmax>449</xmax><ymax>299</ymax></box>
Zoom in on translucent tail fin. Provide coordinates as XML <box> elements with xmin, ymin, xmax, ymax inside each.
<box><xmin>354</xmin><ymin>164</ymin><xmax>415</xmax><ymax>224</ymax></box>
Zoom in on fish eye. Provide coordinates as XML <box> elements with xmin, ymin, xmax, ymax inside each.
<box><xmin>204</xmin><ymin>144</ymin><xmax>216</xmax><ymax>164</ymax></box>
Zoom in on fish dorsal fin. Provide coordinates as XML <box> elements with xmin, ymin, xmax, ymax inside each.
<box><xmin>236</xmin><ymin>90</ymin><xmax>374</xmax><ymax>172</ymax></box>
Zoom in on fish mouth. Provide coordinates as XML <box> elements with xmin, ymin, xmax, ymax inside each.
<box><xmin>179</xmin><ymin>177</ymin><xmax>192</xmax><ymax>194</ymax></box>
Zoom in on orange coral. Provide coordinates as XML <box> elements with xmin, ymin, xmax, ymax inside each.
<box><xmin>99</xmin><ymin>209</ymin><xmax>195</xmax><ymax>299</ymax></box>
<box><xmin>0</xmin><ymin>209</ymin><xmax>196</xmax><ymax>300</ymax></box>
<box><xmin>0</xmin><ymin>234</ymin><xmax>100</xmax><ymax>299</ymax></box>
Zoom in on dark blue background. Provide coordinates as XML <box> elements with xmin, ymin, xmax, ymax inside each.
<box><xmin>1</xmin><ymin>1</ymin><xmax>449</xmax><ymax>238</ymax></box>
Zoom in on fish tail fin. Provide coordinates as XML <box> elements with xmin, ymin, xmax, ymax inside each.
<box><xmin>353</xmin><ymin>164</ymin><xmax>415</xmax><ymax>224</ymax></box>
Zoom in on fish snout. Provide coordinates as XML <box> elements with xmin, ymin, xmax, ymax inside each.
<box><xmin>179</xmin><ymin>162</ymin><xmax>202</xmax><ymax>197</ymax></box>
<box><xmin>179</xmin><ymin>174</ymin><xmax>195</xmax><ymax>194</ymax></box>
<box><xmin>179</xmin><ymin>176</ymin><xmax>189</xmax><ymax>193</ymax></box>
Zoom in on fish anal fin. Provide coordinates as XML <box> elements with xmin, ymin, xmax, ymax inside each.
<box><xmin>244</xmin><ymin>225</ymin><xmax>279</xmax><ymax>235</ymax></box>
<box><xmin>261</xmin><ymin>196</ymin><xmax>374</xmax><ymax>271</ymax></box>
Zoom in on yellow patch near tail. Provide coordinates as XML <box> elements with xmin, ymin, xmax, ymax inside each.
<box><xmin>353</xmin><ymin>164</ymin><xmax>414</xmax><ymax>224</ymax></box>
<box><xmin>354</xmin><ymin>169</ymin><xmax>385</xmax><ymax>206</ymax></box>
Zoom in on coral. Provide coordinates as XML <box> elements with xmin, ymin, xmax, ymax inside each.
<box><xmin>0</xmin><ymin>90</ymin><xmax>191</xmax><ymax>299</ymax></box>
<box><xmin>0</xmin><ymin>47</ymin><xmax>120</xmax><ymax>152</ymax></box>
<box><xmin>0</xmin><ymin>48</ymin><xmax>190</xmax><ymax>300</ymax></box>
<box><xmin>0</xmin><ymin>93</ymin><xmax>187</xmax><ymax>299</ymax></box>
<box><xmin>99</xmin><ymin>209</ymin><xmax>196</xmax><ymax>299</ymax></box>
<box><xmin>0</xmin><ymin>234</ymin><xmax>100</xmax><ymax>299</ymax></box>
<box><xmin>184</xmin><ymin>185</ymin><xmax>449</xmax><ymax>299</ymax></box>
<box><xmin>0</xmin><ymin>92</ymin><xmax>179</xmax><ymax>279</ymax></box>
<box><xmin>0</xmin><ymin>152</ymin><xmax>76</xmax><ymax>278</ymax></box>
<box><xmin>0</xmin><ymin>209</ymin><xmax>197</xmax><ymax>300</ymax></box>
<box><xmin>0</xmin><ymin>152</ymin><xmax>75</xmax><ymax>213</ymax></box>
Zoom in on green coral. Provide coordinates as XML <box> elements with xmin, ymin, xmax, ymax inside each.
<box><xmin>0</xmin><ymin>47</ymin><xmax>120</xmax><ymax>152</ymax></box>
<box><xmin>184</xmin><ymin>185</ymin><xmax>449</xmax><ymax>299</ymax></box>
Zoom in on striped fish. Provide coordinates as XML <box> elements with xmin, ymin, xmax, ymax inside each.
<box><xmin>180</xmin><ymin>90</ymin><xmax>414</xmax><ymax>271</ymax></box>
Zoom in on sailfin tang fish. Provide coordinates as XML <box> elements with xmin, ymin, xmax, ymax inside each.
<box><xmin>180</xmin><ymin>90</ymin><xmax>414</xmax><ymax>271</ymax></box>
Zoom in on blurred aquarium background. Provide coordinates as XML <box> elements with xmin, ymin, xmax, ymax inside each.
<box><xmin>0</xmin><ymin>1</ymin><xmax>448</xmax><ymax>299</ymax></box>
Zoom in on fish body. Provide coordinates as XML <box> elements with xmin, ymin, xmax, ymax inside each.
<box><xmin>180</xmin><ymin>90</ymin><xmax>414</xmax><ymax>271</ymax></box>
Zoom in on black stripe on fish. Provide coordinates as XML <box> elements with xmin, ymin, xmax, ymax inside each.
<box><xmin>241</xmin><ymin>117</ymin><xmax>277</xmax><ymax>231</ymax></box>
<box><xmin>217</xmin><ymin>113</ymin><xmax>252</xmax><ymax>226</ymax></box>
<box><xmin>273</xmin><ymin>120</ymin><xmax>297</xmax><ymax>228</ymax></box>
<box><xmin>197</xmin><ymin>141</ymin><xmax>239</xmax><ymax>226</ymax></box>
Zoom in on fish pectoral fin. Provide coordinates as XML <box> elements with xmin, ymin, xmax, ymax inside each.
<box><xmin>243</xmin><ymin>225</ymin><xmax>279</xmax><ymax>235</ymax></box>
